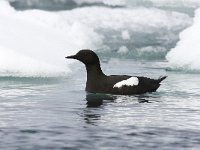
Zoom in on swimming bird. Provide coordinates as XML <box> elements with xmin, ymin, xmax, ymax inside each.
<box><xmin>66</xmin><ymin>50</ymin><xmax>167</xmax><ymax>95</ymax></box>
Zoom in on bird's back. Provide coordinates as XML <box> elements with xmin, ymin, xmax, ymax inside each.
<box><xmin>86</xmin><ymin>75</ymin><xmax>166</xmax><ymax>95</ymax></box>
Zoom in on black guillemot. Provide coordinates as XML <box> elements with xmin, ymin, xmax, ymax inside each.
<box><xmin>66</xmin><ymin>50</ymin><xmax>167</xmax><ymax>95</ymax></box>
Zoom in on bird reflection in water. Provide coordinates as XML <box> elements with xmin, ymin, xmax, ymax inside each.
<box><xmin>86</xmin><ymin>93</ymin><xmax>150</xmax><ymax>107</ymax></box>
<box><xmin>83</xmin><ymin>93</ymin><xmax>115</xmax><ymax>125</ymax></box>
<box><xmin>86</xmin><ymin>93</ymin><xmax>116</xmax><ymax>107</ymax></box>
<box><xmin>83</xmin><ymin>93</ymin><xmax>150</xmax><ymax>125</ymax></box>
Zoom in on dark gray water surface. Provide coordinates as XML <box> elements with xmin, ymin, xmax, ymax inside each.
<box><xmin>1</xmin><ymin>60</ymin><xmax>200</xmax><ymax>150</ymax></box>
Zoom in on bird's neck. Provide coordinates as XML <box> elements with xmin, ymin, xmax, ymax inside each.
<box><xmin>86</xmin><ymin>64</ymin><xmax>105</xmax><ymax>79</ymax></box>
<box><xmin>85</xmin><ymin>63</ymin><xmax>106</xmax><ymax>92</ymax></box>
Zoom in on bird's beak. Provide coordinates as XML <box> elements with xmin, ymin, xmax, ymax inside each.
<box><xmin>65</xmin><ymin>55</ymin><xmax>77</xmax><ymax>59</ymax></box>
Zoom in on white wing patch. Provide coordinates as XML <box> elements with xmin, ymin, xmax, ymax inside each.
<box><xmin>113</xmin><ymin>77</ymin><xmax>139</xmax><ymax>88</ymax></box>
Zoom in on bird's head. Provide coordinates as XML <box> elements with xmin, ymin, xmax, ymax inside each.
<box><xmin>66</xmin><ymin>49</ymin><xmax>100</xmax><ymax>66</ymax></box>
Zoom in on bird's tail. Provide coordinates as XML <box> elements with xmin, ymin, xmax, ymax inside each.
<box><xmin>157</xmin><ymin>76</ymin><xmax>167</xmax><ymax>83</ymax></box>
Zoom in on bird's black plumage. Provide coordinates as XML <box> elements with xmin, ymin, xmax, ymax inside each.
<box><xmin>66</xmin><ymin>50</ymin><xmax>167</xmax><ymax>95</ymax></box>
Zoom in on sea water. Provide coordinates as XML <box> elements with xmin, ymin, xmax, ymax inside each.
<box><xmin>0</xmin><ymin>0</ymin><xmax>200</xmax><ymax>149</ymax></box>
